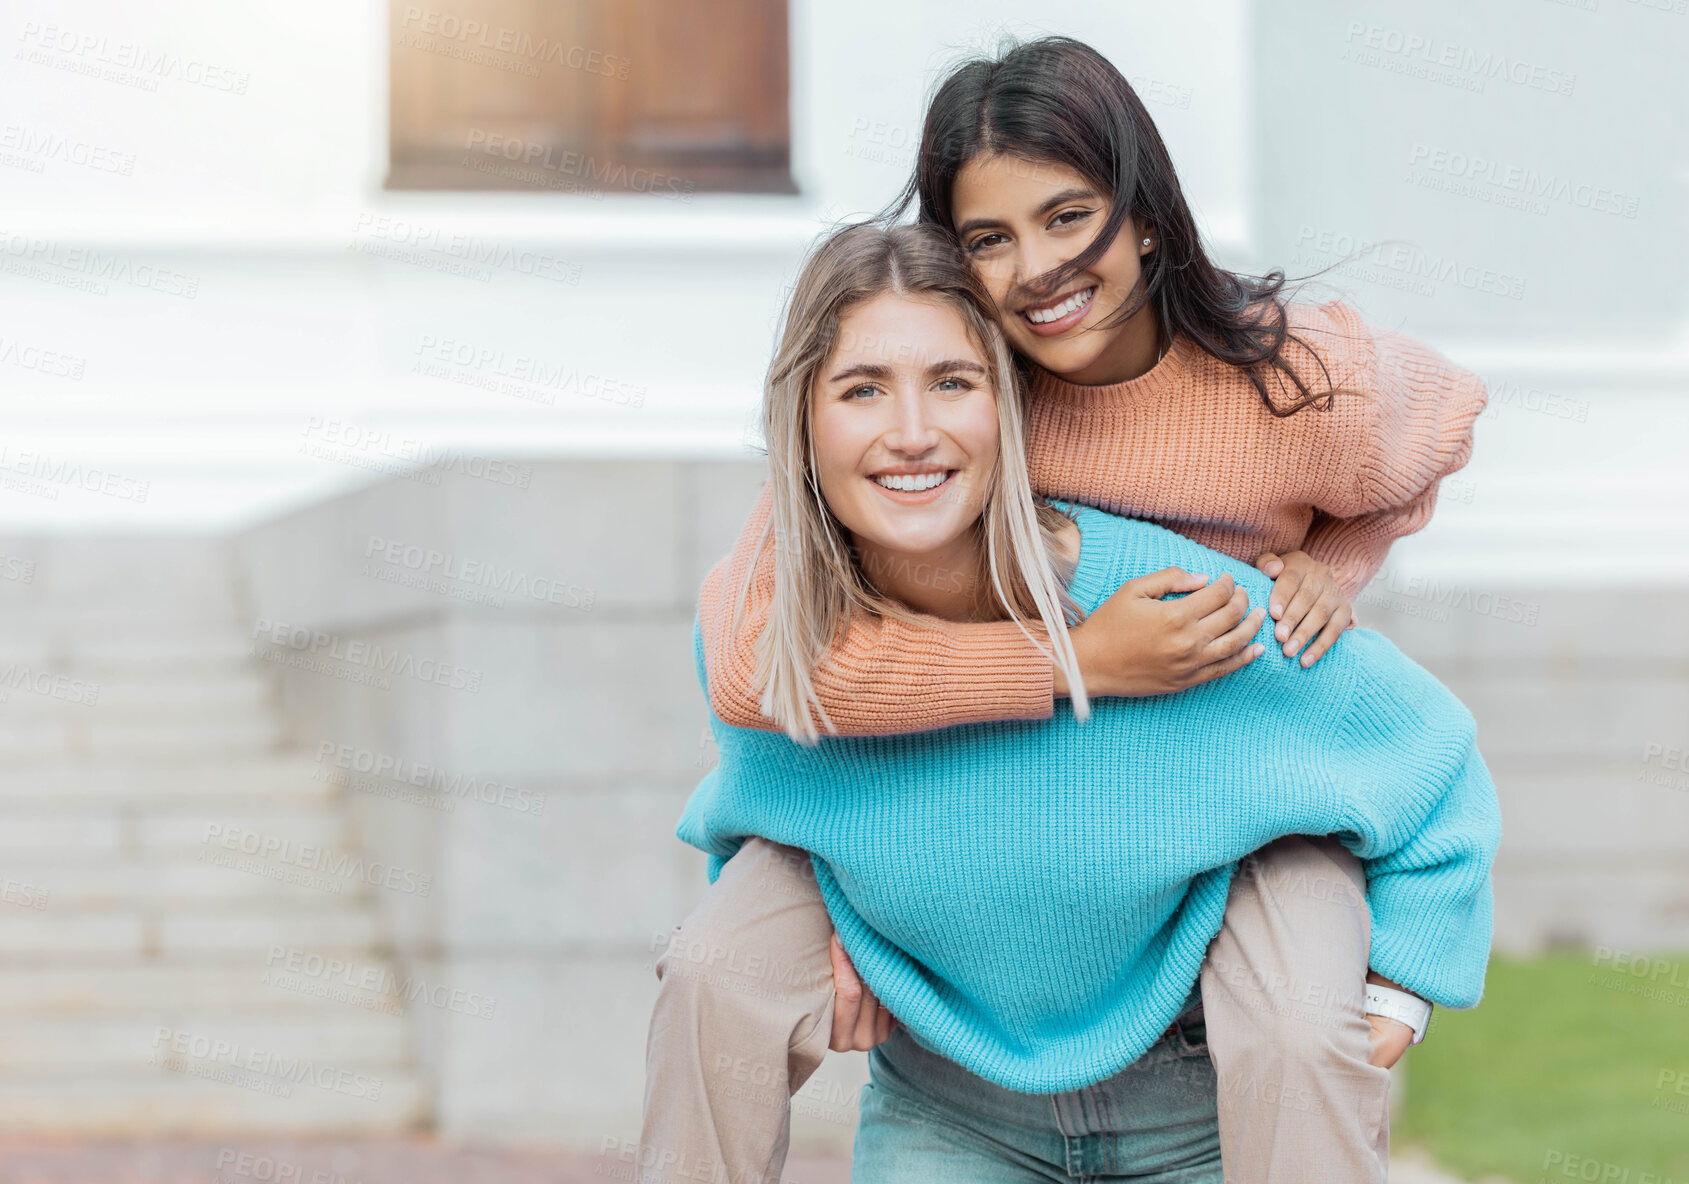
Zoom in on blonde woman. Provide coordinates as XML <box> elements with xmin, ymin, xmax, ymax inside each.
<box><xmin>639</xmin><ymin>222</ymin><xmax>1498</xmax><ymax>1183</ymax></box>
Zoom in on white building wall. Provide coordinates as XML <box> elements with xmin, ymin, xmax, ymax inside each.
<box><xmin>0</xmin><ymin>0</ymin><xmax>1262</xmax><ymax>530</ymax></box>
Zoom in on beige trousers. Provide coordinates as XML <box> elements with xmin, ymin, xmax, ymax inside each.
<box><xmin>639</xmin><ymin>835</ymin><xmax>1387</xmax><ymax>1184</ymax></box>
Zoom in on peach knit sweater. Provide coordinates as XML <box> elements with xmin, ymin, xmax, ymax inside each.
<box><xmin>699</xmin><ymin>299</ymin><xmax>1487</xmax><ymax>735</ymax></box>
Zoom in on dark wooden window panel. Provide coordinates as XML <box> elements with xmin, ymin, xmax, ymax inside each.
<box><xmin>387</xmin><ymin>0</ymin><xmax>794</xmax><ymax>194</ymax></box>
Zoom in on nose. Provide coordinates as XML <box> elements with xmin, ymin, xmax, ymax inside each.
<box><xmin>1017</xmin><ymin>232</ymin><xmax>1071</xmax><ymax>300</ymax></box>
<box><xmin>882</xmin><ymin>388</ymin><xmax>942</xmax><ymax>456</ymax></box>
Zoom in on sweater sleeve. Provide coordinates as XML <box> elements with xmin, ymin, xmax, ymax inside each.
<box><xmin>1329</xmin><ymin>633</ymin><xmax>1501</xmax><ymax>1009</ymax></box>
<box><xmin>698</xmin><ymin>481</ymin><xmax>1057</xmax><ymax>734</ymax></box>
<box><xmin>1298</xmin><ymin>310</ymin><xmax>1489</xmax><ymax>597</ymax></box>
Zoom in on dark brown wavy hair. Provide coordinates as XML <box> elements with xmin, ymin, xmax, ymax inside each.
<box><xmin>883</xmin><ymin>35</ymin><xmax>1335</xmax><ymax>416</ymax></box>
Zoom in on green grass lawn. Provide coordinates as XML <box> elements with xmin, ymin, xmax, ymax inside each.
<box><xmin>1398</xmin><ymin>949</ymin><xmax>1689</xmax><ymax>1181</ymax></box>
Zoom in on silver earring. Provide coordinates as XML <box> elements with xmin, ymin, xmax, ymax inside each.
<box><xmin>1142</xmin><ymin>238</ymin><xmax>1152</xmax><ymax>247</ymax></box>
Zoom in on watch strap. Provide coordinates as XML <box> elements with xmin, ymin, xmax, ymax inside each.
<box><xmin>1364</xmin><ymin>983</ymin><xmax>1432</xmax><ymax>1045</ymax></box>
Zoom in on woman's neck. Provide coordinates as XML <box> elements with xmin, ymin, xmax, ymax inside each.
<box><xmin>852</xmin><ymin>529</ymin><xmax>1000</xmax><ymax>623</ymax></box>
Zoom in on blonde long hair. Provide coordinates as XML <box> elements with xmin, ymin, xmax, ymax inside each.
<box><xmin>732</xmin><ymin>222</ymin><xmax>1090</xmax><ymax>742</ymax></box>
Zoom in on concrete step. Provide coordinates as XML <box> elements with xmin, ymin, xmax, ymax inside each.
<box><xmin>71</xmin><ymin>633</ymin><xmax>260</xmax><ymax>673</ymax></box>
<box><xmin>0</xmin><ymin>719</ymin><xmax>285</xmax><ymax>760</ymax></box>
<box><xmin>0</xmin><ymin>1071</ymin><xmax>427</xmax><ymax>1134</ymax></box>
<box><xmin>0</xmin><ymin>605</ymin><xmax>247</xmax><ymax>632</ymax></box>
<box><xmin>0</xmin><ymin>858</ymin><xmax>367</xmax><ymax>907</ymax></box>
<box><xmin>0</xmin><ymin>685</ymin><xmax>272</xmax><ymax>724</ymax></box>
<box><xmin>0</xmin><ymin>628</ymin><xmax>257</xmax><ymax>673</ymax></box>
<box><xmin>158</xmin><ymin>908</ymin><xmax>383</xmax><ymax>956</ymax></box>
<box><xmin>74</xmin><ymin>718</ymin><xmax>284</xmax><ymax>758</ymax></box>
<box><xmin>0</xmin><ymin>912</ymin><xmax>143</xmax><ymax>957</ymax></box>
<box><xmin>0</xmin><ymin>638</ymin><xmax>51</xmax><ymax>666</ymax></box>
<box><xmin>86</xmin><ymin>670</ymin><xmax>272</xmax><ymax>711</ymax></box>
<box><xmin>0</xmin><ymin>1013</ymin><xmax>411</xmax><ymax>1070</ymax></box>
<box><xmin>0</xmin><ymin>545</ymin><xmax>431</xmax><ymax>1135</ymax></box>
<box><xmin>0</xmin><ymin>805</ymin><xmax>345</xmax><ymax>855</ymax></box>
<box><xmin>0</xmin><ymin>904</ymin><xmax>382</xmax><ymax>958</ymax></box>
<box><xmin>138</xmin><ymin>807</ymin><xmax>348</xmax><ymax>853</ymax></box>
<box><xmin>0</xmin><ymin>756</ymin><xmax>335</xmax><ymax>805</ymax></box>
<box><xmin>23</xmin><ymin>537</ymin><xmax>238</xmax><ymax>603</ymax></box>
<box><xmin>0</xmin><ymin>717</ymin><xmax>70</xmax><ymax>758</ymax></box>
<box><xmin>0</xmin><ymin>961</ymin><xmax>407</xmax><ymax>1011</ymax></box>
<box><xmin>0</xmin><ymin>815</ymin><xmax>122</xmax><ymax>852</ymax></box>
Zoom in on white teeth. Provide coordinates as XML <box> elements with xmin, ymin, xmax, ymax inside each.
<box><xmin>872</xmin><ymin>471</ymin><xmax>950</xmax><ymax>492</ymax></box>
<box><xmin>1026</xmin><ymin>287</ymin><xmax>1095</xmax><ymax>325</ymax></box>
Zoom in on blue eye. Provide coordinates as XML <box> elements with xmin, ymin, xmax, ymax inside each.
<box><xmin>844</xmin><ymin>384</ymin><xmax>878</xmax><ymax>400</ymax></box>
<box><xmin>935</xmin><ymin>377</ymin><xmax>973</xmax><ymax>392</ymax></box>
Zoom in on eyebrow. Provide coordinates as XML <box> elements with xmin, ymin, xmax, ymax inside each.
<box><xmin>953</xmin><ymin>187</ymin><xmax>1100</xmax><ymax>239</ymax></box>
<box><xmin>827</xmin><ymin>358</ymin><xmax>988</xmax><ymax>383</ymax></box>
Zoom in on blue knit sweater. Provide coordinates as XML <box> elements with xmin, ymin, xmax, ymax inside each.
<box><xmin>678</xmin><ymin>501</ymin><xmax>1500</xmax><ymax>1094</ymax></box>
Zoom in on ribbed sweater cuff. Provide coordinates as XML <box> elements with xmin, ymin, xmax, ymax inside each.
<box><xmin>1367</xmin><ymin>888</ymin><xmax>1493</xmax><ymax>1009</ymax></box>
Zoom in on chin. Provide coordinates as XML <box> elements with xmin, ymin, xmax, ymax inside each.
<box><xmin>1014</xmin><ymin>335</ymin><xmax>1105</xmax><ymax>379</ymax></box>
<box><xmin>862</xmin><ymin>522</ymin><xmax>955</xmax><ymax>555</ymax></box>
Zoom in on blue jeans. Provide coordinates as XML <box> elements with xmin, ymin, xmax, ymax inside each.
<box><xmin>851</xmin><ymin>990</ymin><xmax>1222</xmax><ymax>1182</ymax></box>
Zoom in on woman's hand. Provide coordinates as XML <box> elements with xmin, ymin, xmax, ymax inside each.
<box><xmin>1365</xmin><ymin>970</ymin><xmax>1421</xmax><ymax>1069</ymax></box>
<box><xmin>1366</xmin><ymin>1013</ymin><xmax>1414</xmax><ymax>1069</ymax></box>
<box><xmin>1253</xmin><ymin>551</ymin><xmax>1352</xmax><ymax>668</ymax></box>
<box><xmin>1055</xmin><ymin>568</ymin><xmax>1267</xmax><ymax>698</ymax></box>
<box><xmin>828</xmin><ymin>932</ymin><xmax>897</xmax><ymax>1052</ymax></box>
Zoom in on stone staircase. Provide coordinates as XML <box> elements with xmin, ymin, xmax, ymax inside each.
<box><xmin>0</xmin><ymin>537</ymin><xmax>427</xmax><ymax>1132</ymax></box>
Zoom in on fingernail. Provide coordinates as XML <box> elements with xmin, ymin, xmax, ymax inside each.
<box><xmin>1284</xmin><ymin>641</ymin><xmax>1300</xmax><ymax>656</ymax></box>
<box><xmin>1275</xmin><ymin>626</ymin><xmax>1288</xmax><ymax>641</ymax></box>
<box><xmin>1251</xmin><ymin>644</ymin><xmax>1265</xmax><ymax>657</ymax></box>
<box><xmin>1301</xmin><ymin>653</ymin><xmax>1315</xmax><ymax>667</ymax></box>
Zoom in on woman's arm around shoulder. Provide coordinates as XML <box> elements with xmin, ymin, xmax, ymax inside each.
<box><xmin>698</xmin><ymin>482</ymin><xmax>1058</xmax><ymax>734</ymax></box>
<box><xmin>1287</xmin><ymin>301</ymin><xmax>1489</xmax><ymax>596</ymax></box>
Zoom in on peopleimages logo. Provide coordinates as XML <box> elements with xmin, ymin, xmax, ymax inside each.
<box><xmin>0</xmin><ymin>335</ymin><xmax>86</xmax><ymax>380</ymax></box>
<box><xmin>250</xmin><ymin>618</ymin><xmax>484</xmax><ymax>693</ymax></box>
<box><xmin>15</xmin><ymin>21</ymin><xmax>252</xmax><ymax>94</ymax></box>
<box><xmin>201</xmin><ymin>823</ymin><xmax>433</xmax><ymax>897</ymax></box>
<box><xmin>151</xmin><ymin>1028</ymin><xmax>382</xmax><ymax>1100</ymax></box>
<box><xmin>264</xmin><ymin>945</ymin><xmax>497</xmax><ymax>1020</ymax></box>
<box><xmin>397</xmin><ymin>6</ymin><xmax>631</xmax><ymax>77</ymax></box>
<box><xmin>1407</xmin><ymin>144</ymin><xmax>1640</xmax><ymax>220</ymax></box>
<box><xmin>463</xmin><ymin>130</ymin><xmax>694</xmax><ymax>200</ymax></box>
<box><xmin>298</xmin><ymin>417</ymin><xmax>533</xmax><ymax>489</ymax></box>
<box><xmin>1341</xmin><ymin>22</ymin><xmax>1576</xmax><ymax>97</ymax></box>
<box><xmin>352</xmin><ymin>215</ymin><xmax>583</xmax><ymax>285</ymax></box>
<box><xmin>0</xmin><ymin>123</ymin><xmax>136</xmax><ymax>175</ymax></box>
<box><xmin>1294</xmin><ymin>226</ymin><xmax>1526</xmax><ymax>301</ymax></box>
<box><xmin>0</xmin><ymin>231</ymin><xmax>199</xmax><ymax>298</ymax></box>
<box><xmin>412</xmin><ymin>335</ymin><xmax>641</xmax><ymax>409</ymax></box>
<box><xmin>363</xmin><ymin>534</ymin><xmax>596</xmax><ymax>610</ymax></box>
<box><xmin>314</xmin><ymin>740</ymin><xmax>546</xmax><ymax>816</ymax></box>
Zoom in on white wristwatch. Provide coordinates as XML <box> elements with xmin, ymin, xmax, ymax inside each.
<box><xmin>1364</xmin><ymin>984</ymin><xmax>1432</xmax><ymax>1045</ymax></box>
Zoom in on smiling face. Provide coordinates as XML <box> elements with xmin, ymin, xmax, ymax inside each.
<box><xmin>951</xmin><ymin>153</ymin><xmax>1159</xmax><ymax>386</ymax></box>
<box><xmin>809</xmin><ymin>291</ymin><xmax>999</xmax><ymax>618</ymax></box>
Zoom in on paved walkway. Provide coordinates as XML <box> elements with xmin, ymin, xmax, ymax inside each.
<box><xmin>0</xmin><ymin>1140</ymin><xmax>1473</xmax><ymax>1182</ymax></box>
<box><xmin>0</xmin><ymin>1140</ymin><xmax>842</xmax><ymax>1183</ymax></box>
